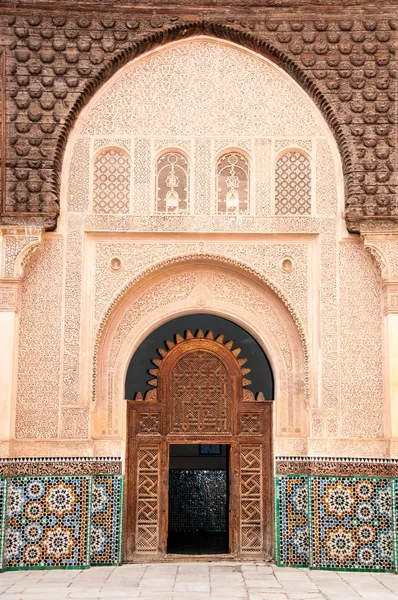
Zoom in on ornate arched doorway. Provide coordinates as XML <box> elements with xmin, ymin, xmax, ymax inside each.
<box><xmin>125</xmin><ymin>326</ymin><xmax>273</xmax><ymax>561</ymax></box>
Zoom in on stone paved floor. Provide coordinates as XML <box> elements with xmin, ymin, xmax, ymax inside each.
<box><xmin>1</xmin><ymin>563</ymin><xmax>398</xmax><ymax>599</ymax></box>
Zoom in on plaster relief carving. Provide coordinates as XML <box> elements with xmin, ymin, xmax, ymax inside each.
<box><xmin>16</xmin><ymin>237</ymin><xmax>63</xmax><ymax>439</ymax></box>
<box><xmin>93</xmin><ymin>262</ymin><xmax>308</xmax><ymax>440</ymax></box>
<box><xmin>0</xmin><ymin>285</ymin><xmax>19</xmax><ymax>312</ymax></box>
<box><xmin>339</xmin><ymin>241</ymin><xmax>383</xmax><ymax>438</ymax></box>
<box><xmin>1</xmin><ymin>230</ymin><xmax>42</xmax><ymax>281</ymax></box>
<box><xmin>80</xmin><ymin>41</ymin><xmax>322</xmax><ymax>138</ymax></box>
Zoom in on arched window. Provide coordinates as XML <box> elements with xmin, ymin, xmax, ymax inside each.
<box><xmin>215</xmin><ymin>151</ymin><xmax>250</xmax><ymax>215</ymax></box>
<box><xmin>275</xmin><ymin>151</ymin><xmax>311</xmax><ymax>215</ymax></box>
<box><xmin>92</xmin><ymin>148</ymin><xmax>131</xmax><ymax>214</ymax></box>
<box><xmin>155</xmin><ymin>151</ymin><xmax>190</xmax><ymax>215</ymax></box>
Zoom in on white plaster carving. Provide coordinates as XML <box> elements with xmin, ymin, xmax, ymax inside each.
<box><xmin>274</xmin><ymin>152</ymin><xmax>312</xmax><ymax>216</ymax></box>
<box><xmin>93</xmin><ymin>262</ymin><xmax>308</xmax><ymax>440</ymax></box>
<box><xmin>339</xmin><ymin>241</ymin><xmax>384</xmax><ymax>438</ymax></box>
<box><xmin>274</xmin><ymin>139</ymin><xmax>312</xmax><ymax>154</ymax></box>
<box><xmin>93</xmin><ymin>240</ymin><xmax>310</xmax><ymax>334</ymax></box>
<box><xmin>1</xmin><ymin>230</ymin><xmax>42</xmax><ymax>280</ymax></box>
<box><xmin>0</xmin><ymin>286</ymin><xmax>19</xmax><ymax>312</ymax></box>
<box><xmin>15</xmin><ymin>237</ymin><xmax>64</xmax><ymax>439</ymax></box>
<box><xmin>80</xmin><ymin>40</ymin><xmax>323</xmax><ymax>138</ymax></box>
<box><xmin>383</xmin><ymin>283</ymin><xmax>398</xmax><ymax>314</ymax></box>
<box><xmin>67</xmin><ymin>136</ymin><xmax>90</xmax><ymax>213</ymax></box>
<box><xmin>93</xmin><ymin>148</ymin><xmax>131</xmax><ymax>214</ymax></box>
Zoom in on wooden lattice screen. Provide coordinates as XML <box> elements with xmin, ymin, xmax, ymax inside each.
<box><xmin>171</xmin><ymin>351</ymin><xmax>231</xmax><ymax>434</ymax></box>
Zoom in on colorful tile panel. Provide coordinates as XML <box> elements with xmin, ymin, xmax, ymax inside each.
<box><xmin>0</xmin><ymin>478</ymin><xmax>7</xmax><ymax>570</ymax></box>
<box><xmin>276</xmin><ymin>476</ymin><xmax>309</xmax><ymax>567</ymax></box>
<box><xmin>90</xmin><ymin>475</ymin><xmax>123</xmax><ymax>565</ymax></box>
<box><xmin>3</xmin><ymin>476</ymin><xmax>91</xmax><ymax>569</ymax></box>
<box><xmin>311</xmin><ymin>477</ymin><xmax>394</xmax><ymax>571</ymax></box>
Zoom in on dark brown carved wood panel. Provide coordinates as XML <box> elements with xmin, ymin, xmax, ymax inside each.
<box><xmin>126</xmin><ymin>330</ymin><xmax>273</xmax><ymax>560</ymax></box>
<box><xmin>240</xmin><ymin>445</ymin><xmax>263</xmax><ymax>556</ymax></box>
<box><xmin>135</xmin><ymin>445</ymin><xmax>160</xmax><ymax>554</ymax></box>
<box><xmin>0</xmin><ymin>9</ymin><xmax>396</xmax><ymax>231</ymax></box>
<box><xmin>171</xmin><ymin>350</ymin><xmax>231</xmax><ymax>434</ymax></box>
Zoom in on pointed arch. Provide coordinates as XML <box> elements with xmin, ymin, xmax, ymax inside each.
<box><xmin>92</xmin><ymin>254</ymin><xmax>310</xmax><ymax>443</ymax></box>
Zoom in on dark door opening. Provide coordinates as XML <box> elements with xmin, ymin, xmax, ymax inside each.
<box><xmin>167</xmin><ymin>444</ymin><xmax>229</xmax><ymax>555</ymax></box>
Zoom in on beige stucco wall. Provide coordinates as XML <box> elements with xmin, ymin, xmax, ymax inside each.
<box><xmin>3</xmin><ymin>37</ymin><xmax>392</xmax><ymax>460</ymax></box>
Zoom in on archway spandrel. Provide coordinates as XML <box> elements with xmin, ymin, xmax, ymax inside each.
<box><xmin>93</xmin><ymin>261</ymin><xmax>309</xmax><ymax>442</ymax></box>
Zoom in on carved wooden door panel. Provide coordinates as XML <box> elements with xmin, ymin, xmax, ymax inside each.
<box><xmin>125</xmin><ymin>330</ymin><xmax>273</xmax><ymax>561</ymax></box>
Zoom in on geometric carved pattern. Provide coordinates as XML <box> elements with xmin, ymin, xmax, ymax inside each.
<box><xmin>155</xmin><ymin>151</ymin><xmax>190</xmax><ymax>215</ymax></box>
<box><xmin>239</xmin><ymin>413</ymin><xmax>262</xmax><ymax>435</ymax></box>
<box><xmin>171</xmin><ymin>350</ymin><xmax>231</xmax><ymax>434</ymax></box>
<box><xmin>90</xmin><ymin>475</ymin><xmax>124</xmax><ymax>566</ymax></box>
<box><xmin>93</xmin><ymin>149</ymin><xmax>130</xmax><ymax>214</ymax></box>
<box><xmin>136</xmin><ymin>447</ymin><xmax>159</xmax><ymax>554</ymax></box>
<box><xmin>3</xmin><ymin>476</ymin><xmax>91</xmax><ymax>569</ymax></box>
<box><xmin>0</xmin><ymin>457</ymin><xmax>122</xmax><ymax>478</ymax></box>
<box><xmin>276</xmin><ymin>476</ymin><xmax>309</xmax><ymax>567</ymax></box>
<box><xmin>240</xmin><ymin>445</ymin><xmax>262</xmax><ymax>554</ymax></box>
<box><xmin>275</xmin><ymin>152</ymin><xmax>311</xmax><ymax>215</ymax></box>
<box><xmin>311</xmin><ymin>477</ymin><xmax>394</xmax><ymax>571</ymax></box>
<box><xmin>137</xmin><ymin>414</ymin><xmax>161</xmax><ymax>436</ymax></box>
<box><xmin>216</xmin><ymin>151</ymin><xmax>249</xmax><ymax>215</ymax></box>
<box><xmin>276</xmin><ymin>474</ymin><xmax>396</xmax><ymax>572</ymax></box>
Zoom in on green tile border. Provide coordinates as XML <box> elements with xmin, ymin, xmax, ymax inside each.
<box><xmin>274</xmin><ymin>474</ymin><xmax>309</xmax><ymax>569</ymax></box>
<box><xmin>117</xmin><ymin>475</ymin><xmax>124</xmax><ymax>565</ymax></box>
<box><xmin>0</xmin><ymin>478</ymin><xmax>7</xmax><ymax>572</ymax></box>
<box><xmin>274</xmin><ymin>477</ymin><xmax>281</xmax><ymax>567</ymax></box>
<box><xmin>393</xmin><ymin>479</ymin><xmax>398</xmax><ymax>573</ymax></box>
<box><xmin>307</xmin><ymin>474</ymin><xmax>312</xmax><ymax>569</ymax></box>
<box><xmin>90</xmin><ymin>474</ymin><xmax>124</xmax><ymax>567</ymax></box>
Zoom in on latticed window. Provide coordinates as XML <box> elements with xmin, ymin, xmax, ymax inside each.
<box><xmin>93</xmin><ymin>148</ymin><xmax>131</xmax><ymax>214</ymax></box>
<box><xmin>155</xmin><ymin>151</ymin><xmax>190</xmax><ymax>215</ymax></box>
<box><xmin>274</xmin><ymin>151</ymin><xmax>311</xmax><ymax>215</ymax></box>
<box><xmin>215</xmin><ymin>152</ymin><xmax>250</xmax><ymax>215</ymax></box>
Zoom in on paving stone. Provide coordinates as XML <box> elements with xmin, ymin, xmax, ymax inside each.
<box><xmin>249</xmin><ymin>594</ymin><xmax>288</xmax><ymax>600</ymax></box>
<box><xmin>173</xmin><ymin>582</ymin><xmax>210</xmax><ymax>592</ymax></box>
<box><xmin>2</xmin><ymin>564</ymin><xmax>398</xmax><ymax>599</ymax></box>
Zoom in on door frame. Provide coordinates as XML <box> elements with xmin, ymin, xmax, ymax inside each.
<box><xmin>124</xmin><ymin>330</ymin><xmax>273</xmax><ymax>562</ymax></box>
<box><xmin>163</xmin><ymin>441</ymin><xmax>233</xmax><ymax>557</ymax></box>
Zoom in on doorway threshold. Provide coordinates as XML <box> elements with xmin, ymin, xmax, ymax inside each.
<box><xmin>164</xmin><ymin>553</ymin><xmax>236</xmax><ymax>562</ymax></box>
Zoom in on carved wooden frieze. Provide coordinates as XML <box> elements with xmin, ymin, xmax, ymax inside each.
<box><xmin>0</xmin><ymin>9</ymin><xmax>395</xmax><ymax>232</ymax></box>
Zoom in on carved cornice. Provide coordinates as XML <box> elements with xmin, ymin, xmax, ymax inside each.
<box><xmin>0</xmin><ymin>279</ymin><xmax>19</xmax><ymax>311</ymax></box>
<box><xmin>275</xmin><ymin>455</ymin><xmax>398</xmax><ymax>477</ymax></box>
<box><xmin>0</xmin><ymin>13</ymin><xmax>396</xmax><ymax>232</ymax></box>
<box><xmin>0</xmin><ymin>1</ymin><xmax>396</xmax><ymax>9</ymax></box>
<box><xmin>383</xmin><ymin>281</ymin><xmax>398</xmax><ymax>314</ymax></box>
<box><xmin>362</xmin><ymin>231</ymin><xmax>398</xmax><ymax>281</ymax></box>
<box><xmin>0</xmin><ymin>227</ymin><xmax>42</xmax><ymax>281</ymax></box>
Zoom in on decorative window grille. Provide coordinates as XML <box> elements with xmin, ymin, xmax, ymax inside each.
<box><xmin>275</xmin><ymin>151</ymin><xmax>311</xmax><ymax>215</ymax></box>
<box><xmin>215</xmin><ymin>152</ymin><xmax>250</xmax><ymax>215</ymax></box>
<box><xmin>93</xmin><ymin>148</ymin><xmax>131</xmax><ymax>214</ymax></box>
<box><xmin>155</xmin><ymin>151</ymin><xmax>190</xmax><ymax>215</ymax></box>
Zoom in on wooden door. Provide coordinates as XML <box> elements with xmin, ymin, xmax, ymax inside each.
<box><xmin>125</xmin><ymin>330</ymin><xmax>273</xmax><ymax>561</ymax></box>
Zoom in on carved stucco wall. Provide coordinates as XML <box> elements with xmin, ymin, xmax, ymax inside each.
<box><xmin>93</xmin><ymin>263</ymin><xmax>307</xmax><ymax>447</ymax></box>
<box><xmin>12</xmin><ymin>38</ymin><xmax>386</xmax><ymax>459</ymax></box>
